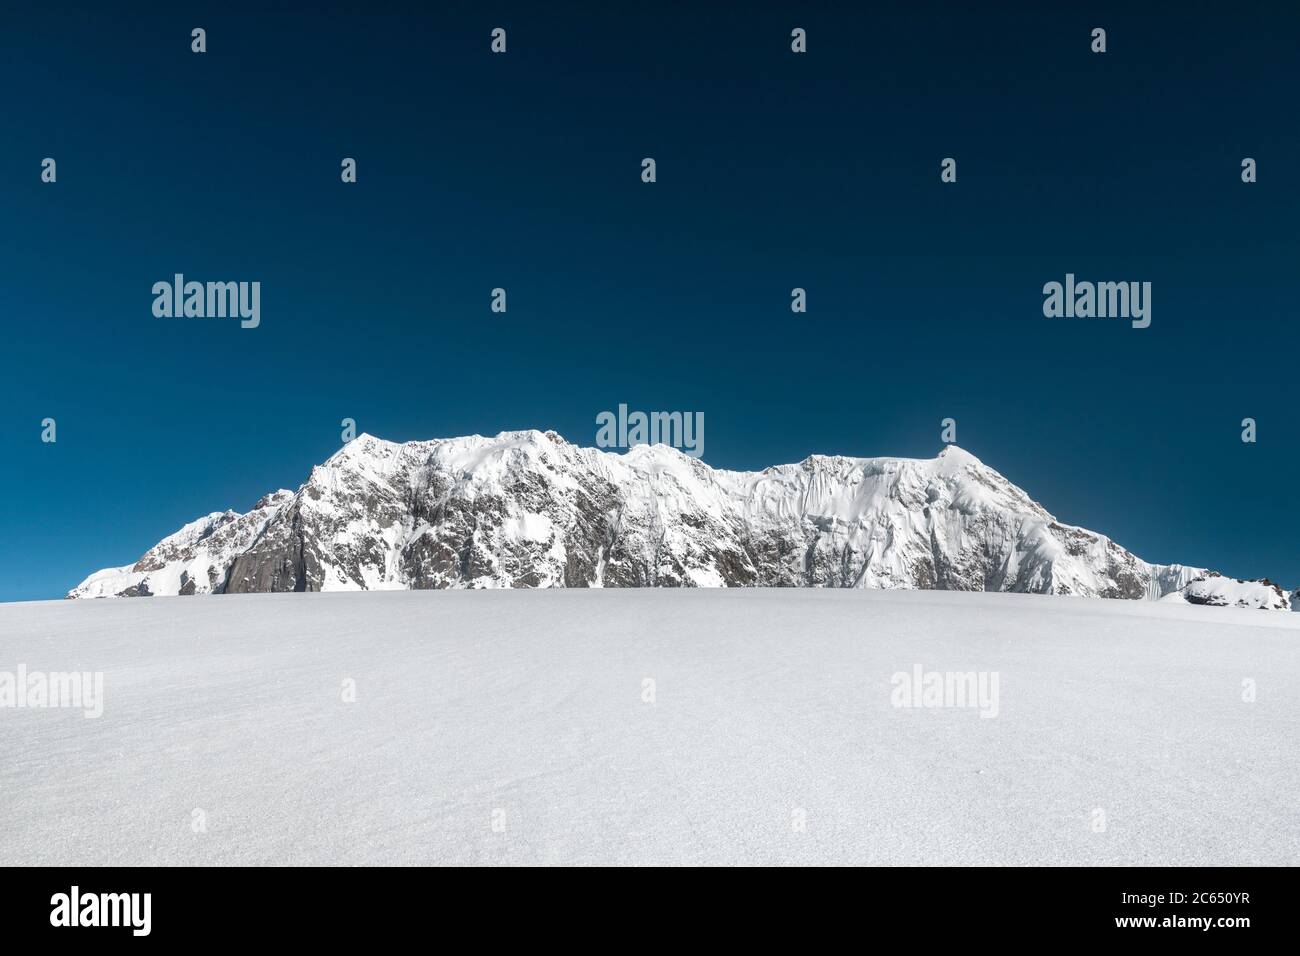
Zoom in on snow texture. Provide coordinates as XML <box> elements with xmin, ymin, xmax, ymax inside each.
<box><xmin>2</xmin><ymin>589</ymin><xmax>1297</xmax><ymax>865</ymax></box>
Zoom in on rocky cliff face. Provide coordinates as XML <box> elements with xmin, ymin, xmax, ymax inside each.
<box><xmin>69</xmin><ymin>430</ymin><xmax>1246</xmax><ymax>604</ymax></box>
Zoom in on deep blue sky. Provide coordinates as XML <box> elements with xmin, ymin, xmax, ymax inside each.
<box><xmin>2</xmin><ymin>2</ymin><xmax>1296</xmax><ymax>601</ymax></box>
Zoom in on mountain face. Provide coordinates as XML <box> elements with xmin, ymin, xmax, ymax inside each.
<box><xmin>69</xmin><ymin>430</ymin><xmax>1267</xmax><ymax>605</ymax></box>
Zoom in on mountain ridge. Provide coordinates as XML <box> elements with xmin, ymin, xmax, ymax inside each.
<box><xmin>68</xmin><ymin>430</ymin><xmax>1292</xmax><ymax>609</ymax></box>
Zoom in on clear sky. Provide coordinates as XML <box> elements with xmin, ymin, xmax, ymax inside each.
<box><xmin>1</xmin><ymin>2</ymin><xmax>1296</xmax><ymax>601</ymax></box>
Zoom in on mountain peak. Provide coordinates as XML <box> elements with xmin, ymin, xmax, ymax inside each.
<box><xmin>936</xmin><ymin>444</ymin><xmax>982</xmax><ymax>467</ymax></box>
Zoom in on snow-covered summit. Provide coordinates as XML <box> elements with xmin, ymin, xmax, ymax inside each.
<box><xmin>67</xmin><ymin>430</ymin><xmax>1282</xmax><ymax>605</ymax></box>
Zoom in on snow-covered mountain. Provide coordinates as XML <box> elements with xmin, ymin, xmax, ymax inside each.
<box><xmin>68</xmin><ymin>430</ymin><xmax>1279</xmax><ymax>606</ymax></box>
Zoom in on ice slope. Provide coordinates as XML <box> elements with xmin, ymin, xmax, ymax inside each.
<box><xmin>2</xmin><ymin>589</ymin><xmax>1297</xmax><ymax>866</ymax></box>
<box><xmin>68</xmin><ymin>431</ymin><xmax>1223</xmax><ymax>603</ymax></box>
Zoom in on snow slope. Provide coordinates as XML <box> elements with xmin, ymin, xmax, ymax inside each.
<box><xmin>2</xmin><ymin>589</ymin><xmax>1297</xmax><ymax>866</ymax></box>
<box><xmin>69</xmin><ymin>431</ymin><xmax>1225</xmax><ymax>604</ymax></box>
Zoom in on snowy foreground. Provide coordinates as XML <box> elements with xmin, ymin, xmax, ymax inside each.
<box><xmin>2</xmin><ymin>589</ymin><xmax>1297</xmax><ymax>866</ymax></box>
